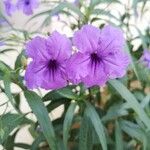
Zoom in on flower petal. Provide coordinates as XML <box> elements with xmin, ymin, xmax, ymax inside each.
<box><xmin>25</xmin><ymin>61</ymin><xmax>67</xmax><ymax>90</ymax></box>
<box><xmin>83</xmin><ymin>62</ymin><xmax>108</xmax><ymax>87</ymax></box>
<box><xmin>46</xmin><ymin>31</ymin><xmax>72</xmax><ymax>61</ymax></box>
<box><xmin>103</xmin><ymin>51</ymin><xmax>130</xmax><ymax>79</ymax></box>
<box><xmin>66</xmin><ymin>53</ymin><xmax>90</xmax><ymax>84</ymax></box>
<box><xmin>26</xmin><ymin>36</ymin><xmax>49</xmax><ymax>60</ymax></box>
<box><xmin>73</xmin><ymin>25</ymin><xmax>101</xmax><ymax>53</ymax></box>
<box><xmin>25</xmin><ymin>61</ymin><xmax>45</xmax><ymax>89</ymax></box>
<box><xmin>99</xmin><ymin>25</ymin><xmax>125</xmax><ymax>56</ymax></box>
<box><xmin>40</xmin><ymin>67</ymin><xmax>67</xmax><ymax>90</ymax></box>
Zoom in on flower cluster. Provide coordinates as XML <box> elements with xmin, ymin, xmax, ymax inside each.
<box><xmin>25</xmin><ymin>24</ymin><xmax>130</xmax><ymax>90</ymax></box>
<box><xmin>3</xmin><ymin>0</ymin><xmax>39</xmax><ymax>16</ymax></box>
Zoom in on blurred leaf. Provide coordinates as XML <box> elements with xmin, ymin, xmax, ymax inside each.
<box><xmin>0</xmin><ymin>113</ymin><xmax>31</xmax><ymax>144</ymax></box>
<box><xmin>3</xmin><ymin>130</ymin><xmax>18</xmax><ymax>150</ymax></box>
<box><xmin>3</xmin><ymin>73</ymin><xmax>20</xmax><ymax>113</ymax></box>
<box><xmin>115</xmin><ymin>120</ymin><xmax>123</xmax><ymax>150</ymax></box>
<box><xmin>102</xmin><ymin>102</ymin><xmax>129</xmax><ymax>122</ymax></box>
<box><xmin>31</xmin><ymin>133</ymin><xmax>45</xmax><ymax>150</ymax></box>
<box><xmin>0</xmin><ymin>61</ymin><xmax>11</xmax><ymax>73</ymax></box>
<box><xmin>14</xmin><ymin>143</ymin><xmax>31</xmax><ymax>149</ymax></box>
<box><xmin>15</xmin><ymin>50</ymin><xmax>25</xmax><ymax>70</ymax></box>
<box><xmin>79</xmin><ymin>115</ymin><xmax>90</xmax><ymax>150</ymax></box>
<box><xmin>28</xmin><ymin>2</ymin><xmax>84</xmax><ymax>24</ymax></box>
<box><xmin>125</xmin><ymin>43</ymin><xmax>140</xmax><ymax>80</ymax></box>
<box><xmin>63</xmin><ymin>102</ymin><xmax>77</xmax><ymax>150</ymax></box>
<box><xmin>90</xmin><ymin>0</ymin><xmax>119</xmax><ymax>8</ymax></box>
<box><xmin>92</xmin><ymin>9</ymin><xmax>119</xmax><ymax>22</ymax></box>
<box><xmin>85</xmin><ymin>102</ymin><xmax>107</xmax><ymax>150</ymax></box>
<box><xmin>24</xmin><ymin>90</ymin><xmax>58</xmax><ymax>150</ymax></box>
<box><xmin>0</xmin><ymin>48</ymin><xmax>16</xmax><ymax>54</ymax></box>
<box><xmin>43</xmin><ymin>85</ymin><xmax>77</xmax><ymax>101</ymax></box>
<box><xmin>120</xmin><ymin>119</ymin><xmax>148</xmax><ymax>150</ymax></box>
<box><xmin>109</xmin><ymin>80</ymin><xmax>150</xmax><ymax>130</ymax></box>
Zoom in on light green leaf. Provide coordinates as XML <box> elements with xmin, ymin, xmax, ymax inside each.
<box><xmin>79</xmin><ymin>116</ymin><xmax>90</xmax><ymax>150</ymax></box>
<box><xmin>24</xmin><ymin>90</ymin><xmax>58</xmax><ymax>150</ymax></box>
<box><xmin>109</xmin><ymin>80</ymin><xmax>150</xmax><ymax>130</ymax></box>
<box><xmin>63</xmin><ymin>102</ymin><xmax>76</xmax><ymax>150</ymax></box>
<box><xmin>85</xmin><ymin>102</ymin><xmax>107</xmax><ymax>150</ymax></box>
<box><xmin>120</xmin><ymin>119</ymin><xmax>148</xmax><ymax>150</ymax></box>
<box><xmin>115</xmin><ymin>120</ymin><xmax>123</xmax><ymax>150</ymax></box>
<box><xmin>0</xmin><ymin>113</ymin><xmax>31</xmax><ymax>144</ymax></box>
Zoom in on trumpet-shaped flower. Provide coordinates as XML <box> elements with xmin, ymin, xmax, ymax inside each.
<box><xmin>67</xmin><ymin>25</ymin><xmax>129</xmax><ymax>87</ymax></box>
<box><xmin>17</xmin><ymin>0</ymin><xmax>39</xmax><ymax>15</ymax></box>
<box><xmin>25</xmin><ymin>31</ymin><xmax>72</xmax><ymax>90</ymax></box>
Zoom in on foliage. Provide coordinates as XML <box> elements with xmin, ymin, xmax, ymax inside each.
<box><xmin>0</xmin><ymin>0</ymin><xmax>150</xmax><ymax>150</ymax></box>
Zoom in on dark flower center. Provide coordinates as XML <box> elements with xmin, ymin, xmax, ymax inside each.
<box><xmin>25</xmin><ymin>0</ymin><xmax>30</xmax><ymax>5</ymax></box>
<box><xmin>90</xmin><ymin>53</ymin><xmax>101</xmax><ymax>66</ymax></box>
<box><xmin>48</xmin><ymin>59</ymin><xmax>59</xmax><ymax>76</ymax></box>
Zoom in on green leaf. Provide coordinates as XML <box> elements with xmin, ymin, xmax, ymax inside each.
<box><xmin>120</xmin><ymin>120</ymin><xmax>148</xmax><ymax>150</ymax></box>
<box><xmin>115</xmin><ymin>120</ymin><xmax>123</xmax><ymax>150</ymax></box>
<box><xmin>79</xmin><ymin>116</ymin><xmax>90</xmax><ymax>150</ymax></box>
<box><xmin>79</xmin><ymin>114</ymin><xmax>94</xmax><ymax>150</ymax></box>
<box><xmin>85</xmin><ymin>102</ymin><xmax>107</xmax><ymax>150</ymax></box>
<box><xmin>63</xmin><ymin>102</ymin><xmax>76</xmax><ymax>150</ymax></box>
<box><xmin>14</xmin><ymin>143</ymin><xmax>31</xmax><ymax>149</ymax></box>
<box><xmin>24</xmin><ymin>90</ymin><xmax>58</xmax><ymax>150</ymax></box>
<box><xmin>31</xmin><ymin>133</ymin><xmax>45</xmax><ymax>150</ymax></box>
<box><xmin>3</xmin><ymin>73</ymin><xmax>20</xmax><ymax>113</ymax></box>
<box><xmin>0</xmin><ymin>113</ymin><xmax>31</xmax><ymax>144</ymax></box>
<box><xmin>28</xmin><ymin>2</ymin><xmax>84</xmax><ymax>24</ymax></box>
<box><xmin>15</xmin><ymin>50</ymin><xmax>25</xmax><ymax>70</ymax></box>
<box><xmin>0</xmin><ymin>61</ymin><xmax>11</xmax><ymax>73</ymax></box>
<box><xmin>43</xmin><ymin>86</ymin><xmax>77</xmax><ymax>101</ymax></box>
<box><xmin>125</xmin><ymin>43</ymin><xmax>140</xmax><ymax>80</ymax></box>
<box><xmin>102</xmin><ymin>102</ymin><xmax>129</xmax><ymax>122</ymax></box>
<box><xmin>109</xmin><ymin>80</ymin><xmax>150</xmax><ymax>129</ymax></box>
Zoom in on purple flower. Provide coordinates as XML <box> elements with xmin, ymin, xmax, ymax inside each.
<box><xmin>67</xmin><ymin>25</ymin><xmax>129</xmax><ymax>87</ymax></box>
<box><xmin>25</xmin><ymin>31</ymin><xmax>72</xmax><ymax>90</ymax></box>
<box><xmin>3</xmin><ymin>0</ymin><xmax>16</xmax><ymax>16</ymax></box>
<box><xmin>140</xmin><ymin>50</ymin><xmax>150</xmax><ymax>68</ymax></box>
<box><xmin>17</xmin><ymin>0</ymin><xmax>39</xmax><ymax>15</ymax></box>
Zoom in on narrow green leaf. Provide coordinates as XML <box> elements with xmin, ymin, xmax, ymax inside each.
<box><xmin>79</xmin><ymin>116</ymin><xmax>89</xmax><ymax>150</ymax></box>
<box><xmin>0</xmin><ymin>113</ymin><xmax>31</xmax><ymax>144</ymax></box>
<box><xmin>14</xmin><ymin>143</ymin><xmax>31</xmax><ymax>149</ymax></box>
<box><xmin>3</xmin><ymin>73</ymin><xmax>20</xmax><ymax>113</ymax></box>
<box><xmin>27</xmin><ymin>2</ymin><xmax>84</xmax><ymax>23</ymax></box>
<box><xmin>115</xmin><ymin>120</ymin><xmax>123</xmax><ymax>150</ymax></box>
<box><xmin>120</xmin><ymin>120</ymin><xmax>148</xmax><ymax>150</ymax></box>
<box><xmin>15</xmin><ymin>50</ymin><xmax>25</xmax><ymax>70</ymax></box>
<box><xmin>63</xmin><ymin>102</ymin><xmax>76</xmax><ymax>150</ymax></box>
<box><xmin>109</xmin><ymin>80</ymin><xmax>150</xmax><ymax>129</ymax></box>
<box><xmin>125</xmin><ymin>43</ymin><xmax>140</xmax><ymax>80</ymax></box>
<box><xmin>24</xmin><ymin>90</ymin><xmax>58</xmax><ymax>150</ymax></box>
<box><xmin>43</xmin><ymin>86</ymin><xmax>77</xmax><ymax>101</ymax></box>
<box><xmin>102</xmin><ymin>102</ymin><xmax>129</xmax><ymax>122</ymax></box>
<box><xmin>85</xmin><ymin>102</ymin><xmax>107</xmax><ymax>150</ymax></box>
<box><xmin>31</xmin><ymin>133</ymin><xmax>45</xmax><ymax>150</ymax></box>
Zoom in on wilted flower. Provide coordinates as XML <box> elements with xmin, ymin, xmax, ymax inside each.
<box><xmin>140</xmin><ymin>50</ymin><xmax>150</xmax><ymax>68</ymax></box>
<box><xmin>67</xmin><ymin>25</ymin><xmax>129</xmax><ymax>87</ymax></box>
<box><xmin>25</xmin><ymin>31</ymin><xmax>72</xmax><ymax>90</ymax></box>
<box><xmin>3</xmin><ymin>0</ymin><xmax>16</xmax><ymax>16</ymax></box>
<box><xmin>17</xmin><ymin>0</ymin><xmax>39</xmax><ymax>15</ymax></box>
